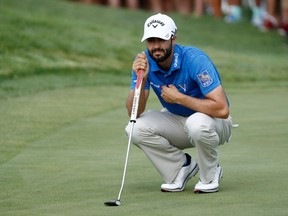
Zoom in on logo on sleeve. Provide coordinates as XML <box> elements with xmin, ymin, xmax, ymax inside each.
<box><xmin>197</xmin><ymin>70</ymin><xmax>213</xmax><ymax>87</ymax></box>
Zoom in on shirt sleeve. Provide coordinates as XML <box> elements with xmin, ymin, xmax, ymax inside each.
<box><xmin>190</xmin><ymin>54</ymin><xmax>221</xmax><ymax>95</ymax></box>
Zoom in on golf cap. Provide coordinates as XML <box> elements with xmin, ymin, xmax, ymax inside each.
<box><xmin>141</xmin><ymin>13</ymin><xmax>177</xmax><ymax>42</ymax></box>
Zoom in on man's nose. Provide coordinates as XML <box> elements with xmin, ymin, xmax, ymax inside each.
<box><xmin>152</xmin><ymin>40</ymin><xmax>161</xmax><ymax>48</ymax></box>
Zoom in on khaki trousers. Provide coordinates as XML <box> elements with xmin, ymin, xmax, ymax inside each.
<box><xmin>125</xmin><ymin>109</ymin><xmax>234</xmax><ymax>184</ymax></box>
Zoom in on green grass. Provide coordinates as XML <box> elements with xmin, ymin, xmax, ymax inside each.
<box><xmin>0</xmin><ymin>0</ymin><xmax>288</xmax><ymax>215</ymax></box>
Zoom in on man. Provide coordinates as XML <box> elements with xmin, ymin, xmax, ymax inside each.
<box><xmin>125</xmin><ymin>13</ymin><xmax>234</xmax><ymax>193</ymax></box>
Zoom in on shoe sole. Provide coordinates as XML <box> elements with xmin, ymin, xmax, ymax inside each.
<box><xmin>194</xmin><ymin>167</ymin><xmax>223</xmax><ymax>193</ymax></box>
<box><xmin>194</xmin><ymin>187</ymin><xmax>219</xmax><ymax>193</ymax></box>
<box><xmin>161</xmin><ymin>163</ymin><xmax>199</xmax><ymax>192</ymax></box>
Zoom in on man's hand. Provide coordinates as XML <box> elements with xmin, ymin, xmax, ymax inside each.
<box><xmin>132</xmin><ymin>52</ymin><xmax>149</xmax><ymax>78</ymax></box>
<box><xmin>161</xmin><ymin>84</ymin><xmax>182</xmax><ymax>104</ymax></box>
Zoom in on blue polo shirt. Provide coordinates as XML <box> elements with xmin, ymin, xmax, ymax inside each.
<box><xmin>130</xmin><ymin>44</ymin><xmax>228</xmax><ymax>117</ymax></box>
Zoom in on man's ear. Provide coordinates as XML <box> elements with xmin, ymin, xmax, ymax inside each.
<box><xmin>172</xmin><ymin>35</ymin><xmax>177</xmax><ymax>42</ymax></box>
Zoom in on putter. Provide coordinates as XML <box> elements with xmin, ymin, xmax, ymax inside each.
<box><xmin>104</xmin><ymin>69</ymin><xmax>144</xmax><ymax>207</ymax></box>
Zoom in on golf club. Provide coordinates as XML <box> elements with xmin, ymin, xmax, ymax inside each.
<box><xmin>104</xmin><ymin>69</ymin><xmax>144</xmax><ymax>207</ymax></box>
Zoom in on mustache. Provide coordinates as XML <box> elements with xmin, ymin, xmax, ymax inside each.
<box><xmin>152</xmin><ymin>48</ymin><xmax>165</xmax><ymax>53</ymax></box>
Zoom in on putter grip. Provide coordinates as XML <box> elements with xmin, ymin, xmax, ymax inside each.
<box><xmin>130</xmin><ymin>69</ymin><xmax>144</xmax><ymax>122</ymax></box>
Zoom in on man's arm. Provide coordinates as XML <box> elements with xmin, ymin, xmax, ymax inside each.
<box><xmin>126</xmin><ymin>52</ymin><xmax>150</xmax><ymax>118</ymax></box>
<box><xmin>161</xmin><ymin>85</ymin><xmax>229</xmax><ymax>119</ymax></box>
<box><xmin>126</xmin><ymin>80</ymin><xmax>150</xmax><ymax>118</ymax></box>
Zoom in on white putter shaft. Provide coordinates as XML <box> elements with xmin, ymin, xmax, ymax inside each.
<box><xmin>105</xmin><ymin>69</ymin><xmax>144</xmax><ymax>207</ymax></box>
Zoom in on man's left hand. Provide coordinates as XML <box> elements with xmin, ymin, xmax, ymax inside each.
<box><xmin>161</xmin><ymin>84</ymin><xmax>181</xmax><ymax>104</ymax></box>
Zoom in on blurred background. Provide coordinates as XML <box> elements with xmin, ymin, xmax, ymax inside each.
<box><xmin>74</xmin><ymin>0</ymin><xmax>288</xmax><ymax>37</ymax></box>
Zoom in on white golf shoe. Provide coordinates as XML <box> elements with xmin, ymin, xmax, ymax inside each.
<box><xmin>194</xmin><ymin>165</ymin><xmax>223</xmax><ymax>193</ymax></box>
<box><xmin>161</xmin><ymin>154</ymin><xmax>199</xmax><ymax>192</ymax></box>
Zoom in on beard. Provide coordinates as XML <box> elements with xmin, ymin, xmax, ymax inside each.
<box><xmin>148</xmin><ymin>40</ymin><xmax>173</xmax><ymax>63</ymax></box>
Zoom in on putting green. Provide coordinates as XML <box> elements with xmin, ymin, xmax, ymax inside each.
<box><xmin>1</xmin><ymin>87</ymin><xmax>288</xmax><ymax>216</ymax></box>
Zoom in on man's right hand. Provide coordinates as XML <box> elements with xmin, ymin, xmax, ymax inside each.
<box><xmin>132</xmin><ymin>51</ymin><xmax>149</xmax><ymax>79</ymax></box>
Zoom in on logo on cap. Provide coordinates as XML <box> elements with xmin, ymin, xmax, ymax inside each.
<box><xmin>147</xmin><ymin>19</ymin><xmax>165</xmax><ymax>28</ymax></box>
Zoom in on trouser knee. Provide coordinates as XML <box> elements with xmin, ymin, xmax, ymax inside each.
<box><xmin>125</xmin><ymin>120</ymin><xmax>147</xmax><ymax>146</ymax></box>
<box><xmin>185</xmin><ymin>113</ymin><xmax>219</xmax><ymax>147</ymax></box>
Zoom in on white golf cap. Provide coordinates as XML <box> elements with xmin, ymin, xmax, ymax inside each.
<box><xmin>141</xmin><ymin>13</ymin><xmax>177</xmax><ymax>42</ymax></box>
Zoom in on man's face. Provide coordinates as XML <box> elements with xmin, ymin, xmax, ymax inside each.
<box><xmin>146</xmin><ymin>37</ymin><xmax>173</xmax><ymax>63</ymax></box>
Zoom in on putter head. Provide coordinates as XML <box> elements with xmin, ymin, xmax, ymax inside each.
<box><xmin>104</xmin><ymin>199</ymin><xmax>121</xmax><ymax>206</ymax></box>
